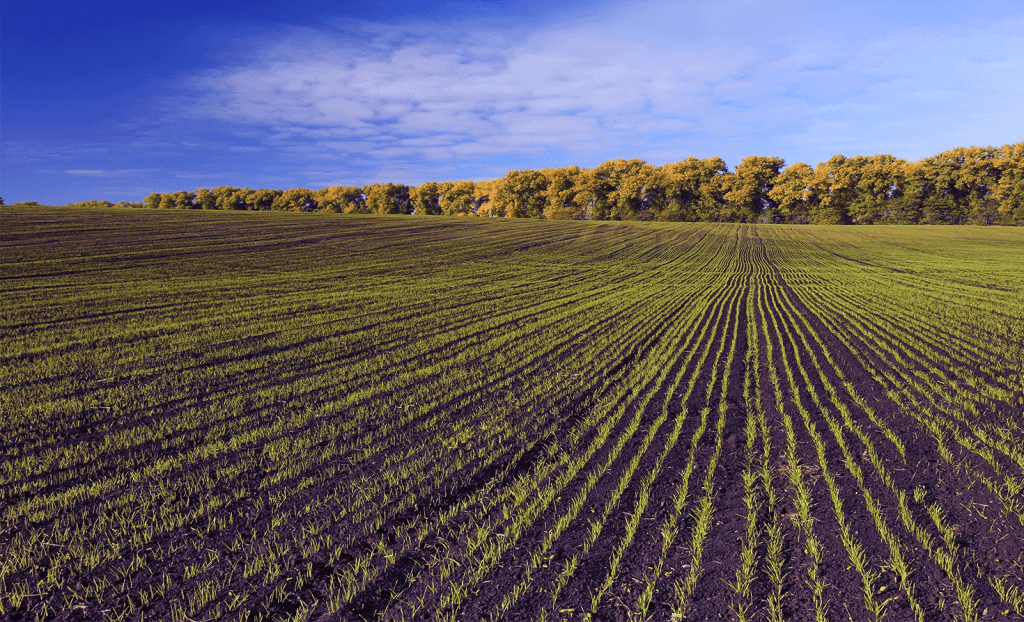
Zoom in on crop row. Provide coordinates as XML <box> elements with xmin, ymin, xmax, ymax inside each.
<box><xmin>2</xmin><ymin>209</ymin><xmax>1023</xmax><ymax>621</ymax></box>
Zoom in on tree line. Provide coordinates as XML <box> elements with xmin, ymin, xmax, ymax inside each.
<box><xmin>70</xmin><ymin>144</ymin><xmax>1024</xmax><ymax>224</ymax></box>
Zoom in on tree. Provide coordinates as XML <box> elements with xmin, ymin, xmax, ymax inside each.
<box><xmin>768</xmin><ymin>163</ymin><xmax>816</xmax><ymax>223</ymax></box>
<box><xmin>363</xmin><ymin>183</ymin><xmax>412</xmax><ymax>214</ymax></box>
<box><xmin>724</xmin><ymin>156</ymin><xmax>785</xmax><ymax>222</ymax></box>
<box><xmin>272</xmin><ymin>188</ymin><xmax>318</xmax><ymax>212</ymax></box>
<box><xmin>211</xmin><ymin>186</ymin><xmax>247</xmax><ymax>210</ymax></box>
<box><xmin>473</xmin><ymin>180</ymin><xmax>501</xmax><ymax>217</ymax></box>
<box><xmin>251</xmin><ymin>188</ymin><xmax>283</xmax><ymax>211</ymax></box>
<box><xmin>918</xmin><ymin>146</ymin><xmax>1001</xmax><ymax>224</ymax></box>
<box><xmin>612</xmin><ymin>160</ymin><xmax>654</xmax><ymax>220</ymax></box>
<box><xmin>905</xmin><ymin>158</ymin><xmax>961</xmax><ymax>225</ymax></box>
<box><xmin>193</xmin><ymin>188</ymin><xmax>218</xmax><ymax>210</ymax></box>
<box><xmin>851</xmin><ymin>155</ymin><xmax>912</xmax><ymax>224</ymax></box>
<box><xmin>541</xmin><ymin>166</ymin><xmax>586</xmax><ymax>219</ymax></box>
<box><xmin>994</xmin><ymin>143</ymin><xmax>1024</xmax><ymax>225</ymax></box>
<box><xmin>410</xmin><ymin>182</ymin><xmax>441</xmax><ymax>216</ymax></box>
<box><xmin>578</xmin><ymin>159</ymin><xmax>653</xmax><ymax>220</ymax></box>
<box><xmin>315</xmin><ymin>186</ymin><xmax>364</xmax><ymax>213</ymax></box>
<box><xmin>490</xmin><ymin>170</ymin><xmax>549</xmax><ymax>218</ymax></box>
<box><xmin>810</xmin><ymin>154</ymin><xmax>909</xmax><ymax>224</ymax></box>
<box><xmin>650</xmin><ymin>157</ymin><xmax>729</xmax><ymax>221</ymax></box>
<box><xmin>438</xmin><ymin>181</ymin><xmax>476</xmax><ymax>216</ymax></box>
<box><xmin>242</xmin><ymin>188</ymin><xmax>264</xmax><ymax>211</ymax></box>
<box><xmin>111</xmin><ymin>144</ymin><xmax>1024</xmax><ymax>226</ymax></box>
<box><xmin>806</xmin><ymin>156</ymin><xmax>855</xmax><ymax>224</ymax></box>
<box><xmin>168</xmin><ymin>190</ymin><xmax>196</xmax><ymax>210</ymax></box>
<box><xmin>883</xmin><ymin>162</ymin><xmax>926</xmax><ymax>224</ymax></box>
<box><xmin>66</xmin><ymin>200</ymin><xmax>113</xmax><ymax>208</ymax></box>
<box><xmin>575</xmin><ymin>168</ymin><xmax>609</xmax><ymax>220</ymax></box>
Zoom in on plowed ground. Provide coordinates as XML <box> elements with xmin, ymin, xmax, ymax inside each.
<box><xmin>3</xmin><ymin>208</ymin><xmax>1024</xmax><ymax>622</ymax></box>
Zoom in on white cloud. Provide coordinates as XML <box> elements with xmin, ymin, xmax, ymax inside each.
<box><xmin>174</xmin><ymin>0</ymin><xmax>1023</xmax><ymax>183</ymax></box>
<box><xmin>65</xmin><ymin>168</ymin><xmax>153</xmax><ymax>177</ymax></box>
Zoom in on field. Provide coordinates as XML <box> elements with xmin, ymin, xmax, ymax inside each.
<box><xmin>2</xmin><ymin>207</ymin><xmax>1024</xmax><ymax>622</ymax></box>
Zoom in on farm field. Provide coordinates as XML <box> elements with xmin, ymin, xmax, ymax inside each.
<box><xmin>2</xmin><ymin>208</ymin><xmax>1024</xmax><ymax>622</ymax></box>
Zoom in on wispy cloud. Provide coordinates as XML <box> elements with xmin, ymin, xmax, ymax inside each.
<box><xmin>185</xmin><ymin>20</ymin><xmax>745</xmax><ymax>164</ymax></box>
<box><xmin>176</xmin><ymin>0</ymin><xmax>1023</xmax><ymax>182</ymax></box>
<box><xmin>65</xmin><ymin>168</ymin><xmax>155</xmax><ymax>177</ymax></box>
<box><xmin>6</xmin><ymin>0</ymin><xmax>1022</xmax><ymax>204</ymax></box>
<box><xmin>65</xmin><ymin>169</ymin><xmax>109</xmax><ymax>176</ymax></box>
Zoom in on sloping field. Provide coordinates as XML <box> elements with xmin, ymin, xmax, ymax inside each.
<box><xmin>2</xmin><ymin>208</ymin><xmax>1024</xmax><ymax>622</ymax></box>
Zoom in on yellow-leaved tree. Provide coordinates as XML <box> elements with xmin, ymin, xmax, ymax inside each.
<box><xmin>723</xmin><ymin>156</ymin><xmax>785</xmax><ymax>222</ymax></box>
<box><xmin>438</xmin><ymin>181</ymin><xmax>477</xmax><ymax>216</ymax></box>
<box><xmin>541</xmin><ymin>166</ymin><xmax>586</xmax><ymax>220</ymax></box>
<box><xmin>650</xmin><ymin>157</ymin><xmax>729</xmax><ymax>221</ymax></box>
<box><xmin>364</xmin><ymin>183</ymin><xmax>412</xmax><ymax>214</ymax></box>
<box><xmin>768</xmin><ymin>162</ymin><xmax>815</xmax><ymax>223</ymax></box>
<box><xmin>995</xmin><ymin>143</ymin><xmax>1024</xmax><ymax>225</ymax></box>
<box><xmin>316</xmin><ymin>186</ymin><xmax>365</xmax><ymax>213</ymax></box>
<box><xmin>410</xmin><ymin>182</ymin><xmax>441</xmax><ymax>216</ymax></box>
<box><xmin>272</xmin><ymin>188</ymin><xmax>318</xmax><ymax>212</ymax></box>
<box><xmin>489</xmin><ymin>170</ymin><xmax>549</xmax><ymax>218</ymax></box>
<box><xmin>578</xmin><ymin>159</ymin><xmax>653</xmax><ymax>220</ymax></box>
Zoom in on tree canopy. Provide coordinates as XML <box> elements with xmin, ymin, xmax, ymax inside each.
<box><xmin>118</xmin><ymin>143</ymin><xmax>1024</xmax><ymax>225</ymax></box>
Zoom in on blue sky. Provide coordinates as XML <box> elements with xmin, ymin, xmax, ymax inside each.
<box><xmin>3</xmin><ymin>0</ymin><xmax>1023</xmax><ymax>205</ymax></box>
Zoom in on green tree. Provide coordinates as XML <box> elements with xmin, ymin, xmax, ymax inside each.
<box><xmin>143</xmin><ymin>193</ymin><xmax>163</xmax><ymax>210</ymax></box>
<box><xmin>250</xmin><ymin>188</ymin><xmax>283</xmax><ymax>211</ymax></box>
<box><xmin>918</xmin><ymin>146</ymin><xmax>1001</xmax><ymax>224</ymax></box>
<box><xmin>174</xmin><ymin>190</ymin><xmax>197</xmax><ymax>210</ymax></box>
<box><xmin>768</xmin><ymin>162</ymin><xmax>816</xmax><ymax>223</ymax></box>
<box><xmin>883</xmin><ymin>162</ymin><xmax>925</xmax><ymax>224</ymax></box>
<box><xmin>66</xmin><ymin>200</ymin><xmax>114</xmax><ymax>208</ymax></box>
<box><xmin>812</xmin><ymin>154</ymin><xmax>910</xmax><ymax>224</ymax></box>
<box><xmin>994</xmin><ymin>143</ymin><xmax>1024</xmax><ymax>225</ymax></box>
<box><xmin>806</xmin><ymin>156</ymin><xmax>855</xmax><ymax>224</ymax></box>
<box><xmin>913</xmin><ymin>168</ymin><xmax>961</xmax><ymax>225</ymax></box>
<box><xmin>578</xmin><ymin>159</ymin><xmax>653</xmax><ymax>220</ymax></box>
<box><xmin>614</xmin><ymin>160</ymin><xmax>654</xmax><ymax>220</ymax></box>
<box><xmin>649</xmin><ymin>157</ymin><xmax>729</xmax><ymax>221</ymax></box>
<box><xmin>724</xmin><ymin>156</ymin><xmax>785</xmax><ymax>222</ymax></box>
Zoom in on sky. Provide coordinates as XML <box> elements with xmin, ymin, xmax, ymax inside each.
<box><xmin>2</xmin><ymin>0</ymin><xmax>1023</xmax><ymax>205</ymax></box>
